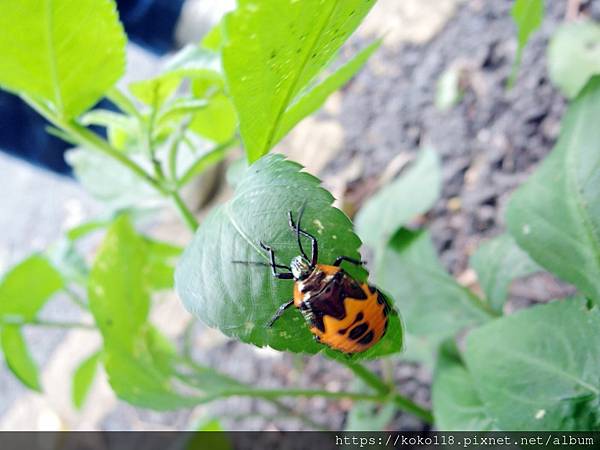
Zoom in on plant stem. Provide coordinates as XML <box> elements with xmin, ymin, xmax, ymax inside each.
<box><xmin>23</xmin><ymin>95</ymin><xmax>167</xmax><ymax>195</ymax></box>
<box><xmin>23</xmin><ymin>95</ymin><xmax>203</xmax><ymax>232</ymax></box>
<box><xmin>221</xmin><ymin>387</ymin><xmax>382</xmax><ymax>403</ymax></box>
<box><xmin>167</xmin><ymin>118</ymin><xmax>192</xmax><ymax>183</ymax></box>
<box><xmin>337</xmin><ymin>359</ymin><xmax>433</xmax><ymax>424</ymax></box>
<box><xmin>64</xmin><ymin>286</ymin><xmax>88</xmax><ymax>310</ymax></box>
<box><xmin>391</xmin><ymin>393</ymin><xmax>434</xmax><ymax>424</ymax></box>
<box><xmin>215</xmin><ymin>387</ymin><xmax>433</xmax><ymax>424</ymax></box>
<box><xmin>66</xmin><ymin>120</ymin><xmax>169</xmax><ymax>194</ymax></box>
<box><xmin>177</xmin><ymin>137</ymin><xmax>237</xmax><ymax>188</ymax></box>
<box><xmin>1</xmin><ymin>317</ymin><xmax>96</xmax><ymax>330</ymax></box>
<box><xmin>106</xmin><ymin>87</ymin><xmax>143</xmax><ymax>121</ymax></box>
<box><xmin>467</xmin><ymin>290</ymin><xmax>501</xmax><ymax>319</ymax></box>
<box><xmin>339</xmin><ymin>359</ymin><xmax>391</xmax><ymax>395</ymax></box>
<box><xmin>171</xmin><ymin>190</ymin><xmax>199</xmax><ymax>231</ymax></box>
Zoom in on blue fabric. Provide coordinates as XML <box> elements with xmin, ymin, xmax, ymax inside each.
<box><xmin>118</xmin><ymin>0</ymin><xmax>185</xmax><ymax>54</ymax></box>
<box><xmin>0</xmin><ymin>0</ymin><xmax>186</xmax><ymax>174</ymax></box>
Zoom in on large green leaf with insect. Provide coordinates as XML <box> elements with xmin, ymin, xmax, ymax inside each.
<box><xmin>222</xmin><ymin>0</ymin><xmax>378</xmax><ymax>162</ymax></box>
<box><xmin>0</xmin><ymin>0</ymin><xmax>126</xmax><ymax>119</ymax></box>
<box><xmin>506</xmin><ymin>76</ymin><xmax>600</xmax><ymax>304</ymax></box>
<box><xmin>464</xmin><ymin>298</ymin><xmax>600</xmax><ymax>431</ymax></box>
<box><xmin>176</xmin><ymin>154</ymin><xmax>403</xmax><ymax>359</ymax></box>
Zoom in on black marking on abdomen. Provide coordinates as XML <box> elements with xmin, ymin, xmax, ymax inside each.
<box><xmin>338</xmin><ymin>312</ymin><xmax>364</xmax><ymax>335</ymax></box>
<box><xmin>349</xmin><ymin>323</ymin><xmax>369</xmax><ymax>340</ymax></box>
<box><xmin>357</xmin><ymin>330</ymin><xmax>374</xmax><ymax>345</ymax></box>
<box><xmin>306</xmin><ymin>271</ymin><xmax>368</xmax><ymax>332</ymax></box>
<box><xmin>377</xmin><ymin>291</ymin><xmax>391</xmax><ymax>314</ymax></box>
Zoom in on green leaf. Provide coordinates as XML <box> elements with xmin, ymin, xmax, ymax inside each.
<box><xmin>144</xmin><ymin>238</ymin><xmax>182</xmax><ymax>291</ymax></box>
<box><xmin>130</xmin><ymin>45</ymin><xmax>222</xmax><ymax>109</ymax></box>
<box><xmin>0</xmin><ymin>255</ymin><xmax>63</xmax><ymax>321</ymax></box>
<box><xmin>156</xmin><ymin>98</ymin><xmax>209</xmax><ymax>130</ymax></box>
<box><xmin>89</xmin><ymin>218</ymin><xmax>191</xmax><ymax>407</ymax></box>
<box><xmin>432</xmin><ymin>341</ymin><xmax>494</xmax><ymax>431</ymax></box>
<box><xmin>176</xmin><ymin>154</ymin><xmax>403</xmax><ymax>359</ymax></box>
<box><xmin>129</xmin><ymin>73</ymin><xmax>182</xmax><ymax>108</ymax></box>
<box><xmin>103</xmin><ymin>327</ymin><xmax>199</xmax><ymax>409</ymax></box>
<box><xmin>548</xmin><ymin>20</ymin><xmax>600</xmax><ymax>98</ymax></box>
<box><xmin>164</xmin><ymin>45</ymin><xmax>222</xmax><ymax>78</ymax></box>
<box><xmin>0</xmin><ymin>0</ymin><xmax>126</xmax><ymax>118</ymax></box>
<box><xmin>509</xmin><ymin>0</ymin><xmax>544</xmax><ymax>85</ymax></box>
<box><xmin>271</xmin><ymin>40</ymin><xmax>381</xmax><ymax>145</ymax></box>
<box><xmin>435</xmin><ymin>67</ymin><xmax>463</xmax><ymax>111</ymax></box>
<box><xmin>89</xmin><ymin>216</ymin><xmax>238</xmax><ymax>409</ymax></box>
<box><xmin>355</xmin><ymin>148</ymin><xmax>441</xmax><ymax>251</ymax></box>
<box><xmin>186</xmin><ymin>418</ymin><xmax>233</xmax><ymax>450</ymax></box>
<box><xmin>506</xmin><ymin>76</ymin><xmax>600</xmax><ymax>304</ymax></box>
<box><xmin>202</xmin><ymin>23</ymin><xmax>224</xmax><ymax>52</ymax></box>
<box><xmin>189</xmin><ymin>93</ymin><xmax>237</xmax><ymax>144</ymax></box>
<box><xmin>470</xmin><ymin>233</ymin><xmax>541</xmax><ymax>313</ymax></box>
<box><xmin>197</xmin><ymin>418</ymin><xmax>224</xmax><ymax>431</ymax></box>
<box><xmin>177</xmin><ymin>140</ymin><xmax>236</xmax><ymax>188</ymax></box>
<box><xmin>80</xmin><ymin>109</ymin><xmax>133</xmax><ymax>130</ymax></box>
<box><xmin>222</xmin><ymin>0</ymin><xmax>377</xmax><ymax>162</ymax></box>
<box><xmin>377</xmin><ymin>229</ymin><xmax>492</xmax><ymax>339</ymax></box>
<box><xmin>66</xmin><ymin>219</ymin><xmax>111</xmax><ymax>241</ymax></box>
<box><xmin>464</xmin><ymin>298</ymin><xmax>600</xmax><ymax>431</ymax></box>
<box><xmin>66</xmin><ymin>147</ymin><xmax>162</xmax><ymax>211</ymax></box>
<box><xmin>1</xmin><ymin>326</ymin><xmax>41</xmax><ymax>391</ymax></box>
<box><xmin>72</xmin><ymin>350</ymin><xmax>101</xmax><ymax>409</ymax></box>
<box><xmin>89</xmin><ymin>216</ymin><xmax>151</xmax><ymax>347</ymax></box>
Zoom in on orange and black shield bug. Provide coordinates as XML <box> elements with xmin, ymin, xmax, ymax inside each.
<box><xmin>235</xmin><ymin>205</ymin><xmax>391</xmax><ymax>354</ymax></box>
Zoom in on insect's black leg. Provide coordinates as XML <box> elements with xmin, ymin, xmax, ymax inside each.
<box><xmin>267</xmin><ymin>299</ymin><xmax>294</xmax><ymax>327</ymax></box>
<box><xmin>232</xmin><ymin>260</ymin><xmax>290</xmax><ymax>271</ymax></box>
<box><xmin>333</xmin><ymin>256</ymin><xmax>366</xmax><ymax>267</ymax></box>
<box><xmin>288</xmin><ymin>209</ymin><xmax>319</xmax><ymax>267</ymax></box>
<box><xmin>260</xmin><ymin>241</ymin><xmax>294</xmax><ymax>279</ymax></box>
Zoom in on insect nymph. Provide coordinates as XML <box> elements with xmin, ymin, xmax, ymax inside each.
<box><xmin>237</xmin><ymin>206</ymin><xmax>391</xmax><ymax>354</ymax></box>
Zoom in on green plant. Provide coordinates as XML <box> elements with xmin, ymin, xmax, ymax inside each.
<box><xmin>0</xmin><ymin>0</ymin><xmax>432</xmax><ymax>429</ymax></box>
<box><xmin>1</xmin><ymin>0</ymin><xmax>599</xmax><ymax>432</ymax></box>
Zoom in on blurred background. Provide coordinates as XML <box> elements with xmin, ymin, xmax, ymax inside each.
<box><xmin>0</xmin><ymin>0</ymin><xmax>597</xmax><ymax>430</ymax></box>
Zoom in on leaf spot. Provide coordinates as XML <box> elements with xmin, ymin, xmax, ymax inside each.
<box><xmin>535</xmin><ymin>409</ymin><xmax>546</xmax><ymax>419</ymax></box>
<box><xmin>522</xmin><ymin>224</ymin><xmax>531</xmax><ymax>235</ymax></box>
<box><xmin>313</xmin><ymin>219</ymin><xmax>325</xmax><ymax>233</ymax></box>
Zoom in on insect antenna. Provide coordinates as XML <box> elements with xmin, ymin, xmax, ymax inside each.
<box><xmin>289</xmin><ymin>201</ymin><xmax>311</xmax><ymax>261</ymax></box>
